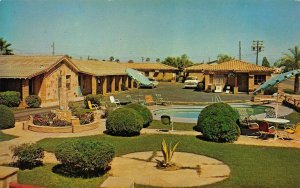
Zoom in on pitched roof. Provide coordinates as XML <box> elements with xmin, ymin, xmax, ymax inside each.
<box><xmin>0</xmin><ymin>55</ymin><xmax>74</xmax><ymax>78</ymax></box>
<box><xmin>72</xmin><ymin>59</ymin><xmax>127</xmax><ymax>76</ymax></box>
<box><xmin>121</xmin><ymin>62</ymin><xmax>178</xmax><ymax>71</ymax></box>
<box><xmin>185</xmin><ymin>60</ymin><xmax>274</xmax><ymax>73</ymax></box>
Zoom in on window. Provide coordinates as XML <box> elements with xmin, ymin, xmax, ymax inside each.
<box><xmin>254</xmin><ymin>75</ymin><xmax>266</xmax><ymax>85</ymax></box>
<box><xmin>66</xmin><ymin>75</ymin><xmax>71</xmax><ymax>90</ymax></box>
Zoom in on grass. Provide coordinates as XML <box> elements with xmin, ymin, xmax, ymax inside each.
<box><xmin>0</xmin><ymin>130</ymin><xmax>17</xmax><ymax>141</ymax></box>
<box><xmin>147</xmin><ymin>120</ymin><xmax>196</xmax><ymax>131</ymax></box>
<box><xmin>15</xmin><ymin>134</ymin><xmax>300</xmax><ymax>188</ymax></box>
<box><xmin>284</xmin><ymin>111</ymin><xmax>300</xmax><ymax>125</ymax></box>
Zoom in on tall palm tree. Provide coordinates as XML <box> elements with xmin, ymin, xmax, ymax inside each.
<box><xmin>282</xmin><ymin>46</ymin><xmax>300</xmax><ymax>94</ymax></box>
<box><xmin>0</xmin><ymin>38</ymin><xmax>14</xmax><ymax>55</ymax></box>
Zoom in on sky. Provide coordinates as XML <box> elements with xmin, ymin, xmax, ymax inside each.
<box><xmin>0</xmin><ymin>0</ymin><xmax>300</xmax><ymax>64</ymax></box>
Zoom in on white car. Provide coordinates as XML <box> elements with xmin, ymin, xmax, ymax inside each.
<box><xmin>148</xmin><ymin>78</ymin><xmax>159</xmax><ymax>88</ymax></box>
<box><xmin>184</xmin><ymin>76</ymin><xmax>200</xmax><ymax>88</ymax></box>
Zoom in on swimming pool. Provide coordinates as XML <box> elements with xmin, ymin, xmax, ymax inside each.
<box><xmin>152</xmin><ymin>104</ymin><xmax>269</xmax><ymax>123</ymax></box>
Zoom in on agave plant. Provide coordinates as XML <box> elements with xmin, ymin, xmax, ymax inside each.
<box><xmin>156</xmin><ymin>139</ymin><xmax>179</xmax><ymax>168</ymax></box>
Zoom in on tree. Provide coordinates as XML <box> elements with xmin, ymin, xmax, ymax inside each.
<box><xmin>217</xmin><ymin>54</ymin><xmax>234</xmax><ymax>63</ymax></box>
<box><xmin>281</xmin><ymin>46</ymin><xmax>300</xmax><ymax>94</ymax></box>
<box><xmin>262</xmin><ymin>57</ymin><xmax>270</xmax><ymax>67</ymax></box>
<box><xmin>145</xmin><ymin>57</ymin><xmax>150</xmax><ymax>62</ymax></box>
<box><xmin>109</xmin><ymin>56</ymin><xmax>114</xmax><ymax>61</ymax></box>
<box><xmin>128</xmin><ymin>60</ymin><xmax>134</xmax><ymax>63</ymax></box>
<box><xmin>115</xmin><ymin>59</ymin><xmax>120</xmax><ymax>62</ymax></box>
<box><xmin>0</xmin><ymin>38</ymin><xmax>14</xmax><ymax>55</ymax></box>
<box><xmin>156</xmin><ymin>58</ymin><xmax>160</xmax><ymax>63</ymax></box>
<box><xmin>161</xmin><ymin>54</ymin><xmax>193</xmax><ymax>69</ymax></box>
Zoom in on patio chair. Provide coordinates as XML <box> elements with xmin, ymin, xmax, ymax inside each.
<box><xmin>109</xmin><ymin>96</ymin><xmax>121</xmax><ymax>107</ymax></box>
<box><xmin>284</xmin><ymin>123</ymin><xmax>300</xmax><ymax>139</ymax></box>
<box><xmin>155</xmin><ymin>94</ymin><xmax>172</xmax><ymax>105</ymax></box>
<box><xmin>87</xmin><ymin>100</ymin><xmax>100</xmax><ymax>110</ymax></box>
<box><xmin>145</xmin><ymin>95</ymin><xmax>155</xmax><ymax>106</ymax></box>
<box><xmin>258</xmin><ymin>121</ymin><xmax>276</xmax><ymax>139</ymax></box>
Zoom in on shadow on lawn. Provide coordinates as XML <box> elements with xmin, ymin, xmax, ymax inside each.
<box><xmin>52</xmin><ymin>164</ymin><xmax>110</xmax><ymax>178</ymax></box>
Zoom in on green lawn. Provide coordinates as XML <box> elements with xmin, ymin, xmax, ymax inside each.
<box><xmin>284</xmin><ymin>111</ymin><xmax>300</xmax><ymax>125</ymax></box>
<box><xmin>147</xmin><ymin>120</ymin><xmax>196</xmax><ymax>131</ymax></box>
<box><xmin>16</xmin><ymin>134</ymin><xmax>300</xmax><ymax>188</ymax></box>
<box><xmin>0</xmin><ymin>131</ymin><xmax>17</xmax><ymax>141</ymax></box>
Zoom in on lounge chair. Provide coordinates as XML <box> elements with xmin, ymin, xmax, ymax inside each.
<box><xmin>145</xmin><ymin>95</ymin><xmax>155</xmax><ymax>106</ymax></box>
<box><xmin>155</xmin><ymin>94</ymin><xmax>172</xmax><ymax>105</ymax></box>
<box><xmin>284</xmin><ymin>123</ymin><xmax>300</xmax><ymax>139</ymax></box>
<box><xmin>87</xmin><ymin>100</ymin><xmax>100</xmax><ymax>110</ymax></box>
<box><xmin>258</xmin><ymin>121</ymin><xmax>276</xmax><ymax>139</ymax></box>
<box><xmin>110</xmin><ymin>96</ymin><xmax>121</xmax><ymax>107</ymax></box>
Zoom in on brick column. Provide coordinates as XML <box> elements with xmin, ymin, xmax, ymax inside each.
<box><xmin>21</xmin><ymin>79</ymin><xmax>29</xmax><ymax>102</ymax></box>
<box><xmin>102</xmin><ymin>77</ymin><xmax>107</xmax><ymax>96</ymax></box>
<box><xmin>125</xmin><ymin>76</ymin><xmax>129</xmax><ymax>88</ymax></box>
<box><xmin>118</xmin><ymin>76</ymin><xmax>122</xmax><ymax>91</ymax></box>
<box><xmin>111</xmin><ymin>76</ymin><xmax>115</xmax><ymax>93</ymax></box>
<box><xmin>204</xmin><ymin>74</ymin><xmax>210</xmax><ymax>90</ymax></box>
<box><xmin>248</xmin><ymin>74</ymin><xmax>255</xmax><ymax>92</ymax></box>
<box><xmin>92</xmin><ymin>76</ymin><xmax>97</xmax><ymax>95</ymax></box>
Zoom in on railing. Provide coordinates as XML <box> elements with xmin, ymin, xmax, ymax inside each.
<box><xmin>282</xmin><ymin>95</ymin><xmax>300</xmax><ymax>112</ymax></box>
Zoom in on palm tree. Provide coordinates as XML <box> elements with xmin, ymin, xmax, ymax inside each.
<box><xmin>282</xmin><ymin>46</ymin><xmax>300</xmax><ymax>94</ymax></box>
<box><xmin>0</xmin><ymin>38</ymin><xmax>14</xmax><ymax>55</ymax></box>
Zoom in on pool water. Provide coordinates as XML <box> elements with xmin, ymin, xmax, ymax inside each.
<box><xmin>153</xmin><ymin>105</ymin><xmax>268</xmax><ymax>121</ymax></box>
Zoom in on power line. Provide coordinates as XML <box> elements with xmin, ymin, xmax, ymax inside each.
<box><xmin>51</xmin><ymin>42</ymin><xmax>55</xmax><ymax>56</ymax></box>
<box><xmin>239</xmin><ymin>41</ymin><xmax>241</xmax><ymax>60</ymax></box>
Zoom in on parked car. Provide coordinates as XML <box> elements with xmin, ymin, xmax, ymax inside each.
<box><xmin>148</xmin><ymin>78</ymin><xmax>159</xmax><ymax>87</ymax></box>
<box><xmin>183</xmin><ymin>76</ymin><xmax>200</xmax><ymax>88</ymax></box>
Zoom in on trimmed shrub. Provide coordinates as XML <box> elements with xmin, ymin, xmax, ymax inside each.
<box><xmin>55</xmin><ymin>140</ymin><xmax>115</xmax><ymax>177</ymax></box>
<box><xmin>125</xmin><ymin>103</ymin><xmax>153</xmax><ymax>127</ymax></box>
<box><xmin>264</xmin><ymin>86</ymin><xmax>278</xmax><ymax>95</ymax></box>
<box><xmin>25</xmin><ymin>95</ymin><xmax>41</xmax><ymax>108</ymax></box>
<box><xmin>11</xmin><ymin>143</ymin><xmax>44</xmax><ymax>169</ymax></box>
<box><xmin>106</xmin><ymin>107</ymin><xmax>143</xmax><ymax>136</ymax></box>
<box><xmin>0</xmin><ymin>105</ymin><xmax>15</xmax><ymax>129</ymax></box>
<box><xmin>0</xmin><ymin>91</ymin><xmax>20</xmax><ymax>107</ymax></box>
<box><xmin>195</xmin><ymin>103</ymin><xmax>239</xmax><ymax>132</ymax></box>
<box><xmin>201</xmin><ymin>115</ymin><xmax>240</xmax><ymax>143</ymax></box>
<box><xmin>84</xmin><ymin>94</ymin><xmax>103</xmax><ymax>108</ymax></box>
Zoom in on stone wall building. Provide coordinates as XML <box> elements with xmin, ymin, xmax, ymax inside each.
<box><xmin>0</xmin><ymin>55</ymin><xmax>134</xmax><ymax>107</ymax></box>
<box><xmin>122</xmin><ymin>62</ymin><xmax>178</xmax><ymax>81</ymax></box>
<box><xmin>185</xmin><ymin>60</ymin><xmax>274</xmax><ymax>93</ymax></box>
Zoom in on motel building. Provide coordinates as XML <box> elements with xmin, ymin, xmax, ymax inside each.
<box><xmin>185</xmin><ymin>60</ymin><xmax>274</xmax><ymax>93</ymax></box>
<box><xmin>0</xmin><ymin>55</ymin><xmax>134</xmax><ymax>107</ymax></box>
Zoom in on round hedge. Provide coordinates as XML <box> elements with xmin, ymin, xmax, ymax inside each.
<box><xmin>0</xmin><ymin>91</ymin><xmax>20</xmax><ymax>107</ymax></box>
<box><xmin>0</xmin><ymin>105</ymin><xmax>15</xmax><ymax>129</ymax></box>
<box><xmin>25</xmin><ymin>95</ymin><xmax>41</xmax><ymax>108</ymax></box>
<box><xmin>201</xmin><ymin>115</ymin><xmax>240</xmax><ymax>143</ymax></box>
<box><xmin>195</xmin><ymin>102</ymin><xmax>239</xmax><ymax>132</ymax></box>
<box><xmin>106</xmin><ymin>107</ymin><xmax>143</xmax><ymax>136</ymax></box>
<box><xmin>125</xmin><ymin>103</ymin><xmax>153</xmax><ymax>127</ymax></box>
<box><xmin>55</xmin><ymin>140</ymin><xmax>115</xmax><ymax>177</ymax></box>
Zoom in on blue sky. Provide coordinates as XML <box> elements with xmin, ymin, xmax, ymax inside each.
<box><xmin>0</xmin><ymin>0</ymin><xmax>300</xmax><ymax>64</ymax></box>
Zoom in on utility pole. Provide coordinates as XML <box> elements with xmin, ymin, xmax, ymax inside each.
<box><xmin>239</xmin><ymin>41</ymin><xmax>241</xmax><ymax>60</ymax></box>
<box><xmin>251</xmin><ymin>40</ymin><xmax>264</xmax><ymax>65</ymax></box>
<box><xmin>51</xmin><ymin>42</ymin><xmax>55</xmax><ymax>56</ymax></box>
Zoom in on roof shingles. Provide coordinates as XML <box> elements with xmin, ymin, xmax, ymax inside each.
<box><xmin>122</xmin><ymin>62</ymin><xmax>178</xmax><ymax>71</ymax></box>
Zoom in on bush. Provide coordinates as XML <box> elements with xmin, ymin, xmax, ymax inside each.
<box><xmin>195</xmin><ymin>103</ymin><xmax>239</xmax><ymax>132</ymax></box>
<box><xmin>106</xmin><ymin>107</ymin><xmax>143</xmax><ymax>136</ymax></box>
<box><xmin>70</xmin><ymin>105</ymin><xmax>94</xmax><ymax>125</ymax></box>
<box><xmin>11</xmin><ymin>143</ymin><xmax>44</xmax><ymax>169</ymax></box>
<box><xmin>52</xmin><ymin>119</ymin><xmax>72</xmax><ymax>127</ymax></box>
<box><xmin>33</xmin><ymin>112</ymin><xmax>56</xmax><ymax>126</ymax></box>
<box><xmin>55</xmin><ymin>140</ymin><xmax>115</xmax><ymax>177</ymax></box>
<box><xmin>125</xmin><ymin>103</ymin><xmax>153</xmax><ymax>127</ymax></box>
<box><xmin>201</xmin><ymin>115</ymin><xmax>240</xmax><ymax>143</ymax></box>
<box><xmin>25</xmin><ymin>95</ymin><xmax>41</xmax><ymax>108</ymax></box>
<box><xmin>84</xmin><ymin>94</ymin><xmax>103</xmax><ymax>108</ymax></box>
<box><xmin>0</xmin><ymin>91</ymin><xmax>20</xmax><ymax>107</ymax></box>
<box><xmin>0</xmin><ymin>105</ymin><xmax>15</xmax><ymax>129</ymax></box>
<box><xmin>264</xmin><ymin>86</ymin><xmax>278</xmax><ymax>95</ymax></box>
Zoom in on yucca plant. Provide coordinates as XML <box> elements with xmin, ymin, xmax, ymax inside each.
<box><xmin>156</xmin><ymin>139</ymin><xmax>179</xmax><ymax>168</ymax></box>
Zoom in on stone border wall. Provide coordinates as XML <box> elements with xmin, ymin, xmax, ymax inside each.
<box><xmin>24</xmin><ymin>111</ymin><xmax>100</xmax><ymax>133</ymax></box>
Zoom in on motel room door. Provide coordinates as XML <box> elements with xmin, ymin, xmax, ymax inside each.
<box><xmin>237</xmin><ymin>74</ymin><xmax>248</xmax><ymax>92</ymax></box>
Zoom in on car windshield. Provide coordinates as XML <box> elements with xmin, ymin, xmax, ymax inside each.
<box><xmin>148</xmin><ymin>78</ymin><xmax>155</xmax><ymax>81</ymax></box>
<box><xmin>186</xmin><ymin>77</ymin><xmax>197</xmax><ymax>80</ymax></box>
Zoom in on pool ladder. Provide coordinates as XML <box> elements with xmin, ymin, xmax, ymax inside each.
<box><xmin>212</xmin><ymin>95</ymin><xmax>222</xmax><ymax>103</ymax></box>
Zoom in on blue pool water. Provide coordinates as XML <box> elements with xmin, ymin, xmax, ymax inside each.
<box><xmin>153</xmin><ymin>104</ymin><xmax>268</xmax><ymax>122</ymax></box>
